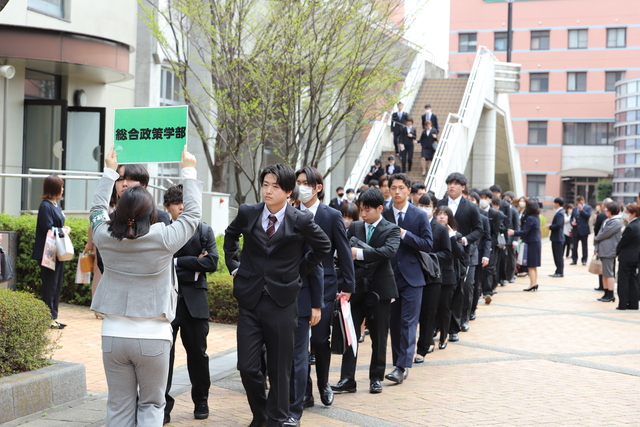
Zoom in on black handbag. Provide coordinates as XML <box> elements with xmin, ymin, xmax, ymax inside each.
<box><xmin>330</xmin><ymin>299</ymin><xmax>346</xmax><ymax>355</ymax></box>
<box><xmin>0</xmin><ymin>246</ymin><xmax>14</xmax><ymax>283</ymax></box>
<box><xmin>417</xmin><ymin>251</ymin><xmax>441</xmax><ymax>284</ymax></box>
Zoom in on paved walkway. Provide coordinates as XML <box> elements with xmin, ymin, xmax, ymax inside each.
<box><xmin>4</xmin><ymin>239</ymin><xmax>640</xmax><ymax>426</ymax></box>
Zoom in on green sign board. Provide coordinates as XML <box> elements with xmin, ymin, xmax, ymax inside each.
<box><xmin>113</xmin><ymin>105</ymin><xmax>188</xmax><ymax>163</ymax></box>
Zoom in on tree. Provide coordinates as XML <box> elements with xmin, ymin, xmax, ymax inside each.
<box><xmin>144</xmin><ymin>0</ymin><xmax>415</xmax><ymax>204</ymax></box>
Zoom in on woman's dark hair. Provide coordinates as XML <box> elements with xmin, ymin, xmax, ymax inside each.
<box><xmin>260</xmin><ymin>164</ymin><xmax>296</xmax><ymax>193</ymax></box>
<box><xmin>109</xmin><ymin>186</ymin><xmax>158</xmax><ymax>240</ymax></box>
<box><xmin>41</xmin><ymin>175</ymin><xmax>64</xmax><ymax>200</ymax></box>
<box><xmin>418</xmin><ymin>194</ymin><xmax>433</xmax><ymax>207</ymax></box>
<box><xmin>626</xmin><ymin>202</ymin><xmax>639</xmax><ymax>217</ymax></box>
<box><xmin>606</xmin><ymin>201</ymin><xmax>619</xmax><ymax>216</ymax></box>
<box><xmin>566</xmin><ymin>203</ymin><xmax>574</xmax><ymax>212</ymax></box>
<box><xmin>525</xmin><ymin>200</ymin><xmax>540</xmax><ymax>216</ymax></box>
<box><xmin>117</xmin><ymin>164</ymin><xmax>149</xmax><ymax>187</ymax></box>
<box><xmin>436</xmin><ymin>206</ymin><xmax>458</xmax><ymax>231</ymax></box>
<box><xmin>468</xmin><ymin>191</ymin><xmax>480</xmax><ymax>204</ymax></box>
<box><xmin>163</xmin><ymin>184</ymin><xmax>184</xmax><ymax>207</ymax></box>
<box><xmin>340</xmin><ymin>202</ymin><xmax>359</xmax><ymax>222</ymax></box>
<box><xmin>295</xmin><ymin>166</ymin><xmax>325</xmax><ymax>200</ymax></box>
<box><xmin>358</xmin><ymin>187</ymin><xmax>384</xmax><ymax>208</ymax></box>
<box><xmin>109</xmin><ymin>185</ymin><xmax>119</xmax><ymax>209</ymax></box>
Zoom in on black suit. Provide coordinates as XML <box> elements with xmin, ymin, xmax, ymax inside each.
<box><xmin>306</xmin><ymin>203</ymin><xmax>355</xmax><ymax>399</ymax></box>
<box><xmin>615</xmin><ymin>218</ymin><xmax>640</xmax><ymax>310</ymax></box>
<box><xmin>391</xmin><ymin>110</ymin><xmax>407</xmax><ymax>154</ymax></box>
<box><xmin>418</xmin><ymin>128</ymin><xmax>438</xmax><ymax>161</ymax></box>
<box><xmin>399</xmin><ymin>125</ymin><xmax>417</xmax><ymax>172</ymax></box>
<box><xmin>417</xmin><ymin>219</ymin><xmax>449</xmax><ymax>354</ymax></box>
<box><xmin>482</xmin><ymin>208</ymin><xmax>506</xmax><ymax>295</ymax></box>
<box><xmin>497</xmin><ymin>200</ymin><xmax>512</xmax><ymax>283</ymax></box>
<box><xmin>339</xmin><ymin>218</ymin><xmax>400</xmax><ymax>383</ymax></box>
<box><xmin>421</xmin><ymin>112</ymin><xmax>438</xmax><ymax>132</ymax></box>
<box><xmin>366</xmin><ymin>166</ymin><xmax>384</xmax><ymax>185</ymax></box>
<box><xmin>470</xmin><ymin>211</ymin><xmax>491</xmax><ymax>317</ymax></box>
<box><xmin>165</xmin><ymin>223</ymin><xmax>218</xmax><ymax>417</ymax></box>
<box><xmin>437</xmin><ymin>197</ymin><xmax>482</xmax><ymax>334</ymax></box>
<box><xmin>224</xmin><ymin>203</ymin><xmax>331</xmax><ymax>425</ymax></box>
<box><xmin>505</xmin><ymin>205</ymin><xmax>520</xmax><ymax>281</ymax></box>
<box><xmin>385</xmin><ymin>163</ymin><xmax>402</xmax><ymax>175</ymax></box>
<box><xmin>548</xmin><ymin>209</ymin><xmax>565</xmax><ymax>275</ymax></box>
<box><xmin>328</xmin><ymin>197</ymin><xmax>343</xmax><ymax>210</ymax></box>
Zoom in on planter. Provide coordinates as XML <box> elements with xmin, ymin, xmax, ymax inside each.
<box><xmin>0</xmin><ymin>360</ymin><xmax>86</xmax><ymax>424</ymax></box>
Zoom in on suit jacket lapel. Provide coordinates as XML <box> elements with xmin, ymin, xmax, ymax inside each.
<box><xmin>369</xmin><ymin>218</ymin><xmax>388</xmax><ymax>245</ymax></box>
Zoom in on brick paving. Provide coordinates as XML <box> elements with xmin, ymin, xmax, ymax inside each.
<box><xmin>8</xmin><ymin>239</ymin><xmax>640</xmax><ymax>426</ymax></box>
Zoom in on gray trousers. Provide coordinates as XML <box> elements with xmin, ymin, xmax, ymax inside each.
<box><xmin>102</xmin><ymin>336</ymin><xmax>171</xmax><ymax>427</ymax></box>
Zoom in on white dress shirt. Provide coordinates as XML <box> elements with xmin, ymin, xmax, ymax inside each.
<box><xmin>447</xmin><ymin>195</ymin><xmax>462</xmax><ymax>215</ymax></box>
<box><xmin>300</xmin><ymin>199</ymin><xmax>320</xmax><ymax>218</ymax></box>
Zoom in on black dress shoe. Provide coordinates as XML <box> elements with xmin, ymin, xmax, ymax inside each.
<box><xmin>249</xmin><ymin>419</ymin><xmax>267</xmax><ymax>427</ymax></box>
<box><xmin>469</xmin><ymin>312</ymin><xmax>477</xmax><ymax>321</ymax></box>
<box><xmin>426</xmin><ymin>344</ymin><xmax>435</xmax><ymax>354</ymax></box>
<box><xmin>194</xmin><ymin>403</ymin><xmax>209</xmax><ymax>419</ymax></box>
<box><xmin>438</xmin><ymin>341</ymin><xmax>447</xmax><ymax>350</ymax></box>
<box><xmin>330</xmin><ymin>378</ymin><xmax>357</xmax><ymax>393</ymax></box>
<box><xmin>283</xmin><ymin>417</ymin><xmax>300</xmax><ymax>427</ymax></box>
<box><xmin>384</xmin><ymin>367</ymin><xmax>404</xmax><ymax>384</ymax></box>
<box><xmin>499</xmin><ymin>280</ymin><xmax>506</xmax><ymax>287</ymax></box>
<box><xmin>163</xmin><ymin>414</ymin><xmax>170</xmax><ymax>425</ymax></box>
<box><xmin>370</xmin><ymin>379</ymin><xmax>382</xmax><ymax>393</ymax></box>
<box><xmin>569</xmin><ymin>262</ymin><xmax>577</xmax><ymax>265</ymax></box>
<box><xmin>598</xmin><ymin>296</ymin><xmax>616</xmax><ymax>302</ymax></box>
<box><xmin>319</xmin><ymin>384</ymin><xmax>334</xmax><ymax>406</ymax></box>
<box><xmin>594</xmin><ymin>287</ymin><xmax>604</xmax><ymax>291</ymax></box>
<box><xmin>414</xmin><ymin>355</ymin><xmax>424</xmax><ymax>363</ymax></box>
<box><xmin>449</xmin><ymin>333</ymin><xmax>459</xmax><ymax>342</ymax></box>
<box><xmin>461</xmin><ymin>322</ymin><xmax>469</xmax><ymax>332</ymax></box>
<box><xmin>549</xmin><ymin>274</ymin><xmax>563</xmax><ymax>277</ymax></box>
<box><xmin>358</xmin><ymin>335</ymin><xmax>365</xmax><ymax>343</ymax></box>
<box><xmin>302</xmin><ymin>395</ymin><xmax>314</xmax><ymax>409</ymax></box>
<box><xmin>403</xmin><ymin>368</ymin><xmax>408</xmax><ymax>379</ymax></box>
<box><xmin>582</xmin><ymin>261</ymin><xmax>587</xmax><ymax>266</ymax></box>
<box><xmin>508</xmin><ymin>277</ymin><xmax>515</xmax><ymax>283</ymax></box>
<box><xmin>308</xmin><ymin>354</ymin><xmax>316</xmax><ymax>365</ymax></box>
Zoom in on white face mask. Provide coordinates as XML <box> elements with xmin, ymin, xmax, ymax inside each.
<box><xmin>298</xmin><ymin>185</ymin><xmax>315</xmax><ymax>204</ymax></box>
<box><xmin>343</xmin><ymin>218</ymin><xmax>353</xmax><ymax>228</ymax></box>
<box><xmin>421</xmin><ymin>207</ymin><xmax>433</xmax><ymax>218</ymax></box>
<box><xmin>623</xmin><ymin>212</ymin><xmax>630</xmax><ymax>222</ymax></box>
<box><xmin>519</xmin><ymin>201</ymin><xmax>526</xmax><ymax>208</ymax></box>
<box><xmin>347</xmin><ymin>193</ymin><xmax>355</xmax><ymax>201</ymax></box>
<box><xmin>479</xmin><ymin>199</ymin><xmax>490</xmax><ymax>209</ymax></box>
<box><xmin>425</xmin><ymin>109</ymin><xmax>431</xmax><ymax>115</ymax></box>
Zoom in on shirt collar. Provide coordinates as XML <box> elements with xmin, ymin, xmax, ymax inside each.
<box><xmin>556</xmin><ymin>207</ymin><xmax>564</xmax><ymax>214</ymax></box>
<box><xmin>448</xmin><ymin>194</ymin><xmax>462</xmax><ymax>206</ymax></box>
<box><xmin>300</xmin><ymin>199</ymin><xmax>321</xmax><ymax>217</ymax></box>
<box><xmin>392</xmin><ymin>201</ymin><xmax>409</xmax><ymax>217</ymax></box>
<box><xmin>262</xmin><ymin>203</ymin><xmax>287</xmax><ymax>224</ymax></box>
<box><xmin>367</xmin><ymin>217</ymin><xmax>383</xmax><ymax>229</ymax></box>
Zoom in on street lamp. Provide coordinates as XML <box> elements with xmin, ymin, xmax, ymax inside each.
<box><xmin>506</xmin><ymin>0</ymin><xmax>515</xmax><ymax>63</ymax></box>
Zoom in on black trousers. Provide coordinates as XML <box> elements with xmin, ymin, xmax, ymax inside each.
<box><xmin>165</xmin><ymin>297</ymin><xmax>210</xmax><ymax>416</ymax></box>
<box><xmin>461</xmin><ymin>265</ymin><xmax>476</xmax><ymax>325</ymax></box>
<box><xmin>551</xmin><ymin>241</ymin><xmax>564</xmax><ymax>275</ymax></box>
<box><xmin>617</xmin><ymin>262</ymin><xmax>639</xmax><ymax>310</ymax></box>
<box><xmin>416</xmin><ymin>284</ymin><xmax>441</xmax><ymax>355</ymax></box>
<box><xmin>497</xmin><ymin>247</ymin><xmax>507</xmax><ymax>282</ymax></box>
<box><xmin>483</xmin><ymin>248</ymin><xmax>499</xmax><ymax>295</ymax></box>
<box><xmin>448</xmin><ymin>278</ymin><xmax>465</xmax><ymax>334</ymax></box>
<box><xmin>436</xmin><ymin>284</ymin><xmax>455</xmax><ymax>343</ymax></box>
<box><xmin>289</xmin><ymin>315</ymin><xmax>310</xmax><ymax>419</ymax></box>
<box><xmin>393</xmin><ymin>132</ymin><xmax>401</xmax><ymax>154</ymax></box>
<box><xmin>506</xmin><ymin>244</ymin><xmax>517</xmax><ymax>281</ymax></box>
<box><xmin>471</xmin><ymin>263</ymin><xmax>484</xmax><ymax>315</ymax></box>
<box><xmin>307</xmin><ymin>300</ymin><xmax>334</xmax><ymax>395</ymax></box>
<box><xmin>572</xmin><ymin>233</ymin><xmax>589</xmax><ymax>264</ymax></box>
<box><xmin>339</xmin><ymin>294</ymin><xmax>391</xmax><ymax>382</ymax></box>
<box><xmin>400</xmin><ymin>141</ymin><xmax>414</xmax><ymax>172</ymax></box>
<box><xmin>40</xmin><ymin>262</ymin><xmax>66</xmax><ymax>320</ymax></box>
<box><xmin>563</xmin><ymin>237</ymin><xmax>572</xmax><ymax>257</ymax></box>
<box><xmin>237</xmin><ymin>294</ymin><xmax>297</xmax><ymax>426</ymax></box>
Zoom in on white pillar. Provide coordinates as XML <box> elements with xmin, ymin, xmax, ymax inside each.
<box><xmin>470</xmin><ymin>107</ymin><xmax>496</xmax><ymax>189</ymax></box>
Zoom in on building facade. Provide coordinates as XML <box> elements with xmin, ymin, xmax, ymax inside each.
<box><xmin>449</xmin><ymin>0</ymin><xmax>640</xmax><ymax>206</ymax></box>
<box><xmin>613</xmin><ymin>77</ymin><xmax>640</xmax><ymax>203</ymax></box>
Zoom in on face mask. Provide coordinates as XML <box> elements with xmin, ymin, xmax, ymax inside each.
<box><xmin>519</xmin><ymin>201</ymin><xmax>526</xmax><ymax>208</ymax></box>
<box><xmin>337</xmin><ymin>193</ymin><xmax>344</xmax><ymax>198</ymax></box>
<box><xmin>347</xmin><ymin>193</ymin><xmax>355</xmax><ymax>201</ymax></box>
<box><xmin>343</xmin><ymin>218</ymin><xmax>353</xmax><ymax>228</ymax></box>
<box><xmin>623</xmin><ymin>212</ymin><xmax>630</xmax><ymax>222</ymax></box>
<box><xmin>421</xmin><ymin>207</ymin><xmax>433</xmax><ymax>218</ymax></box>
<box><xmin>425</xmin><ymin>109</ymin><xmax>431</xmax><ymax>114</ymax></box>
<box><xmin>298</xmin><ymin>185</ymin><xmax>315</xmax><ymax>204</ymax></box>
<box><xmin>479</xmin><ymin>199</ymin><xmax>490</xmax><ymax>209</ymax></box>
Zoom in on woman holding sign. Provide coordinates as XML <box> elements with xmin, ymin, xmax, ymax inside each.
<box><xmin>90</xmin><ymin>146</ymin><xmax>202</xmax><ymax>427</ymax></box>
<box><xmin>31</xmin><ymin>174</ymin><xmax>68</xmax><ymax>329</ymax></box>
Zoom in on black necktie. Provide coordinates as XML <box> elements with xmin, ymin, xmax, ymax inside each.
<box><xmin>397</xmin><ymin>211</ymin><xmax>404</xmax><ymax>227</ymax></box>
<box><xmin>266</xmin><ymin>215</ymin><xmax>277</xmax><ymax>238</ymax></box>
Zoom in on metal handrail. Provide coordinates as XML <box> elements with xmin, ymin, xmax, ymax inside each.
<box><xmin>343</xmin><ymin>112</ymin><xmax>389</xmax><ymax>190</ymax></box>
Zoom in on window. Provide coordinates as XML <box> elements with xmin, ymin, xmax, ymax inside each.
<box><xmin>24</xmin><ymin>69</ymin><xmax>61</xmax><ymax>99</ymax></box>
<box><xmin>568</xmin><ymin>29</ymin><xmax>588</xmax><ymax>49</ymax></box>
<box><xmin>531</xmin><ymin>30</ymin><xmax>550</xmax><ymax>50</ymax></box>
<box><xmin>526</xmin><ymin>175</ymin><xmax>546</xmax><ymax>199</ymax></box>
<box><xmin>457</xmin><ymin>73</ymin><xmax>470</xmax><ymax>79</ymax></box>
<box><xmin>607</xmin><ymin>28</ymin><xmax>626</xmax><ymax>48</ymax></box>
<box><xmin>530</xmin><ymin>73</ymin><xmax>549</xmax><ymax>92</ymax></box>
<box><xmin>528</xmin><ymin>121</ymin><xmax>547</xmax><ymax>145</ymax></box>
<box><xmin>160</xmin><ymin>68</ymin><xmax>181</xmax><ymax>106</ymax></box>
<box><xmin>567</xmin><ymin>72</ymin><xmax>587</xmax><ymax>92</ymax></box>
<box><xmin>563</xmin><ymin>122</ymin><xmax>614</xmax><ymax>145</ymax></box>
<box><xmin>28</xmin><ymin>0</ymin><xmax>65</xmax><ymax>18</ymax></box>
<box><xmin>459</xmin><ymin>33</ymin><xmax>477</xmax><ymax>53</ymax></box>
<box><xmin>606</xmin><ymin>71</ymin><xmax>625</xmax><ymax>91</ymax></box>
<box><xmin>494</xmin><ymin>32</ymin><xmax>507</xmax><ymax>51</ymax></box>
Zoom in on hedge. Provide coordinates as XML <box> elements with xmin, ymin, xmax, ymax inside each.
<box><xmin>0</xmin><ymin>288</ymin><xmax>58</xmax><ymax>377</ymax></box>
<box><xmin>0</xmin><ymin>213</ymin><xmax>240</xmax><ymax>322</ymax></box>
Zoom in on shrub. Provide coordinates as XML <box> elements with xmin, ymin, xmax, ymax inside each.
<box><xmin>0</xmin><ymin>213</ymin><xmax>91</xmax><ymax>306</ymax></box>
<box><xmin>207</xmin><ymin>273</ymin><xmax>238</xmax><ymax>323</ymax></box>
<box><xmin>0</xmin><ymin>288</ymin><xmax>58</xmax><ymax>377</ymax></box>
<box><xmin>596</xmin><ymin>179</ymin><xmax>613</xmax><ymax>202</ymax></box>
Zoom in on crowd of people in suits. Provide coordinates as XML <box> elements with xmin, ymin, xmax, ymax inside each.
<box><xmin>390</xmin><ymin>102</ymin><xmax>439</xmax><ymax>177</ymax></box>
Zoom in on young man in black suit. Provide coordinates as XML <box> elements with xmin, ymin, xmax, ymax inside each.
<box><xmin>163</xmin><ymin>185</ymin><xmax>219</xmax><ymax>424</ymax></box>
<box><xmin>421</xmin><ymin>104</ymin><xmax>438</xmax><ymax>132</ymax></box>
<box><xmin>382</xmin><ymin>173</ymin><xmax>433</xmax><ymax>384</ymax></box>
<box><xmin>385</xmin><ymin>155</ymin><xmax>402</xmax><ymax>175</ymax></box>
<box><xmin>331</xmin><ymin>188</ymin><xmax>400</xmax><ymax>394</ymax></box>
<box><xmin>294</xmin><ymin>166</ymin><xmax>355</xmax><ymax>412</ymax></box>
<box><xmin>548</xmin><ymin>197</ymin><xmax>565</xmax><ymax>277</ymax></box>
<box><xmin>437</xmin><ymin>173</ymin><xmax>483</xmax><ymax>342</ymax></box>
<box><xmin>399</xmin><ymin>118</ymin><xmax>416</xmax><ymax>172</ymax></box>
<box><xmin>465</xmin><ymin>192</ymin><xmax>491</xmax><ymax>317</ymax></box>
<box><xmin>502</xmin><ymin>191</ymin><xmax>520</xmax><ymax>283</ymax></box>
<box><xmin>328</xmin><ymin>187</ymin><xmax>345</xmax><ymax>210</ymax></box>
<box><xmin>224</xmin><ymin>164</ymin><xmax>331</xmax><ymax>427</ymax></box>
<box><xmin>366</xmin><ymin>159</ymin><xmax>384</xmax><ymax>185</ymax></box>
<box><xmin>391</xmin><ymin>102</ymin><xmax>407</xmax><ymax>154</ymax></box>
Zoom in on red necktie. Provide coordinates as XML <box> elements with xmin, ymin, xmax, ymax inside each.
<box><xmin>266</xmin><ymin>215</ymin><xmax>277</xmax><ymax>238</ymax></box>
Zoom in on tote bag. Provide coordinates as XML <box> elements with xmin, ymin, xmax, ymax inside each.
<box><xmin>55</xmin><ymin>227</ymin><xmax>75</xmax><ymax>261</ymax></box>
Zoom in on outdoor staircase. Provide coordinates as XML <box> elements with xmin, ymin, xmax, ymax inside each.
<box><xmin>380</xmin><ymin>78</ymin><xmax>467</xmax><ymax>183</ymax></box>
